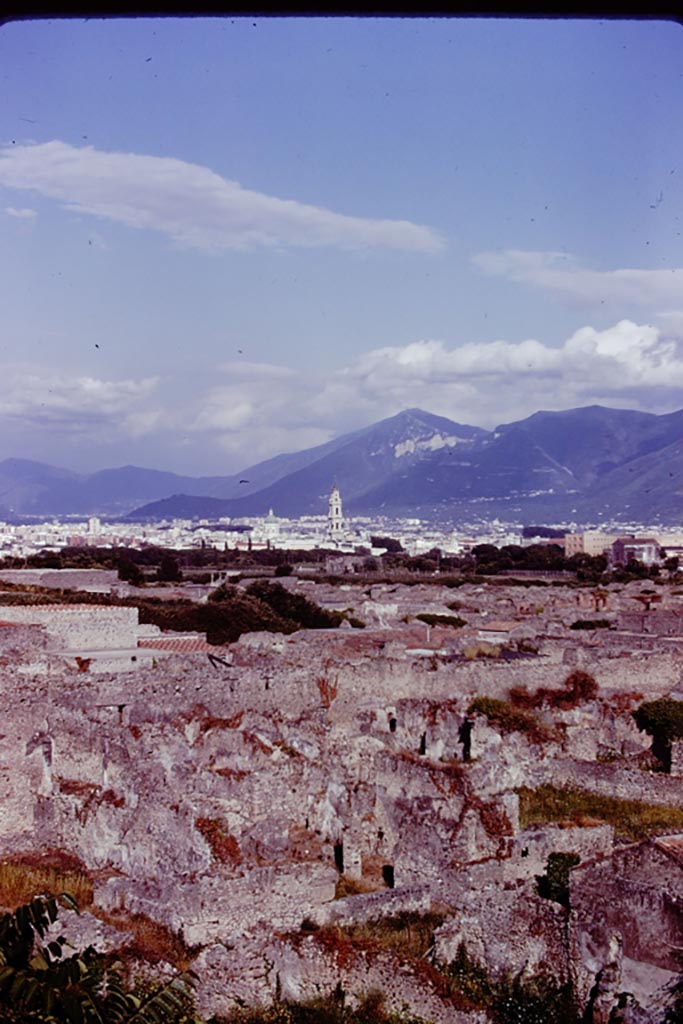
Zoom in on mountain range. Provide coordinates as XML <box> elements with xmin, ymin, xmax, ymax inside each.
<box><xmin>4</xmin><ymin>404</ymin><xmax>683</xmax><ymax>526</ymax></box>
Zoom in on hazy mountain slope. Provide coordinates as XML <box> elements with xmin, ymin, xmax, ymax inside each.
<box><xmin>0</xmin><ymin>459</ymin><xmax>82</xmax><ymax>514</ymax></box>
<box><xmin>10</xmin><ymin>404</ymin><xmax>683</xmax><ymax>523</ymax></box>
<box><xmin>129</xmin><ymin>409</ymin><xmax>488</xmax><ymax>519</ymax></box>
<box><xmin>13</xmin><ymin>465</ymin><xmax>229</xmax><ymax>516</ymax></box>
<box><xmin>493</xmin><ymin>406</ymin><xmax>678</xmax><ymax>486</ymax></box>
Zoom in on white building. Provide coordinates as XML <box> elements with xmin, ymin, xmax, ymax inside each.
<box><xmin>326</xmin><ymin>484</ymin><xmax>345</xmax><ymax>545</ymax></box>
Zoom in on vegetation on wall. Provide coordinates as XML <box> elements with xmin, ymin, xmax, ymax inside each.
<box><xmin>508</xmin><ymin>670</ymin><xmax>598</xmax><ymax>712</ymax></box>
<box><xmin>633</xmin><ymin>697</ymin><xmax>683</xmax><ymax>772</ymax></box>
<box><xmin>0</xmin><ymin>894</ymin><xmax>199</xmax><ymax>1023</ymax></box>
<box><xmin>518</xmin><ymin>783</ymin><xmax>683</xmax><ymax>841</ymax></box>
<box><xmin>467</xmin><ymin>697</ymin><xmax>551</xmax><ymax>743</ymax></box>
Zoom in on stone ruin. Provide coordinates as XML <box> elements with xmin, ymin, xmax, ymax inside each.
<box><xmin>0</xmin><ymin>576</ymin><xmax>682</xmax><ymax>1021</ymax></box>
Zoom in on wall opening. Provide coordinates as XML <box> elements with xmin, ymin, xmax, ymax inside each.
<box><xmin>418</xmin><ymin>733</ymin><xmax>426</xmax><ymax>756</ymax></box>
<box><xmin>334</xmin><ymin>842</ymin><xmax>344</xmax><ymax>873</ymax></box>
<box><xmin>382</xmin><ymin>864</ymin><xmax>395</xmax><ymax>888</ymax></box>
<box><xmin>389</xmin><ymin>717</ymin><xmax>397</xmax><ymax>733</ymax></box>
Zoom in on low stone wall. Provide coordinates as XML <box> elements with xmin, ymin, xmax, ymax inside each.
<box><xmin>0</xmin><ymin>569</ymin><xmax>119</xmax><ymax>592</ymax></box>
<box><xmin>0</xmin><ymin>604</ymin><xmax>139</xmax><ymax>651</ymax></box>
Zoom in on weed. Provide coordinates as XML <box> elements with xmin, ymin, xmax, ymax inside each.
<box><xmin>467</xmin><ymin>697</ymin><xmax>552</xmax><ymax>743</ymax></box>
<box><xmin>518</xmin><ymin>783</ymin><xmax>683</xmax><ymax>841</ymax></box>
<box><xmin>96</xmin><ymin>906</ymin><xmax>196</xmax><ymax>969</ymax></box>
<box><xmin>0</xmin><ymin>851</ymin><xmax>93</xmax><ymax>909</ymax></box>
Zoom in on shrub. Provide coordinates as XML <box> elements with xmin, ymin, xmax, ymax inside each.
<box><xmin>569</xmin><ymin>619</ymin><xmax>611</xmax><ymax>630</ymax></box>
<box><xmin>491</xmin><ymin>973</ymin><xmax>578</xmax><ymax>1024</ymax></box>
<box><xmin>508</xmin><ymin>671</ymin><xmax>598</xmax><ymax>712</ymax></box>
<box><xmin>467</xmin><ymin>697</ymin><xmax>550</xmax><ymax>742</ymax></box>
<box><xmin>445</xmin><ymin>943</ymin><xmax>493</xmax><ymax>1007</ymax></box>
<box><xmin>633</xmin><ymin>697</ymin><xmax>683</xmax><ymax>772</ymax></box>
<box><xmin>246</xmin><ymin>581</ymin><xmax>343</xmax><ymax>629</ymax></box>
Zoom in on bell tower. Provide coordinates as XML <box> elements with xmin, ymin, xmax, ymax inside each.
<box><xmin>327</xmin><ymin>483</ymin><xmax>344</xmax><ymax>542</ymax></box>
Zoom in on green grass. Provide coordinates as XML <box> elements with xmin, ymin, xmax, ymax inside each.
<box><xmin>517</xmin><ymin>783</ymin><xmax>683</xmax><ymax>841</ymax></box>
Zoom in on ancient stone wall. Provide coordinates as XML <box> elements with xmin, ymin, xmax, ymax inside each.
<box><xmin>0</xmin><ymin>604</ymin><xmax>139</xmax><ymax>651</ymax></box>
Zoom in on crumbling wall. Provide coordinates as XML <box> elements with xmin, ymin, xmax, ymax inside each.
<box><xmin>0</xmin><ymin>605</ymin><xmax>139</xmax><ymax>651</ymax></box>
<box><xmin>569</xmin><ymin>842</ymin><xmax>683</xmax><ymax>1012</ymax></box>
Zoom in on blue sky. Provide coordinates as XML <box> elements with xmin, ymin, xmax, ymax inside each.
<box><xmin>1</xmin><ymin>17</ymin><xmax>683</xmax><ymax>475</ymax></box>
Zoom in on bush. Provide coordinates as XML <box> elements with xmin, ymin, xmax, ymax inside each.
<box><xmin>508</xmin><ymin>671</ymin><xmax>598</xmax><ymax>712</ymax></box>
<box><xmin>491</xmin><ymin>973</ymin><xmax>578</xmax><ymax>1024</ymax></box>
<box><xmin>569</xmin><ymin>619</ymin><xmax>611</xmax><ymax>630</ymax></box>
<box><xmin>633</xmin><ymin>697</ymin><xmax>683</xmax><ymax>772</ymax></box>
<box><xmin>156</xmin><ymin>554</ymin><xmax>182</xmax><ymax>583</ymax></box>
<box><xmin>445</xmin><ymin>942</ymin><xmax>493</xmax><ymax>1006</ymax></box>
<box><xmin>468</xmin><ymin>697</ymin><xmax>551</xmax><ymax>742</ymax></box>
<box><xmin>246</xmin><ymin>581</ymin><xmax>343</xmax><ymax>630</ymax></box>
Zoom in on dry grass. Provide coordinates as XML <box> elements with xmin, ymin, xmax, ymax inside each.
<box><xmin>341</xmin><ymin>909</ymin><xmax>448</xmax><ymax>959</ymax></box>
<box><xmin>333</xmin><ymin>874</ymin><xmax>383</xmax><ymax>899</ymax></box>
<box><xmin>0</xmin><ymin>851</ymin><xmax>93</xmax><ymax>910</ymax></box>
<box><xmin>518</xmin><ymin>783</ymin><xmax>683</xmax><ymax>841</ymax></box>
<box><xmin>195</xmin><ymin>816</ymin><xmax>242</xmax><ymax>866</ymax></box>
<box><xmin>95</xmin><ymin>907</ymin><xmax>196</xmax><ymax>969</ymax></box>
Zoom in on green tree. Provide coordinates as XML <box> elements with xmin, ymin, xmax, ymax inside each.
<box><xmin>633</xmin><ymin>697</ymin><xmax>683</xmax><ymax>772</ymax></box>
<box><xmin>157</xmin><ymin>556</ymin><xmax>182</xmax><ymax>583</ymax></box>
<box><xmin>116</xmin><ymin>557</ymin><xmax>144</xmax><ymax>587</ymax></box>
<box><xmin>0</xmin><ymin>895</ymin><xmax>199</xmax><ymax>1023</ymax></box>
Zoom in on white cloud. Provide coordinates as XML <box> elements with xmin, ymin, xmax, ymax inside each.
<box><xmin>472</xmin><ymin>249</ymin><xmax>683</xmax><ymax>308</ymax></box>
<box><xmin>7</xmin><ymin>319</ymin><xmax>683</xmax><ymax>473</ymax></box>
<box><xmin>183</xmin><ymin>319</ymin><xmax>683</xmax><ymax>465</ymax></box>
<box><xmin>5</xmin><ymin>206</ymin><xmax>37</xmax><ymax>219</ymax></box>
<box><xmin>0</xmin><ymin>365</ymin><xmax>161</xmax><ymax>437</ymax></box>
<box><xmin>0</xmin><ymin>140</ymin><xmax>444</xmax><ymax>254</ymax></box>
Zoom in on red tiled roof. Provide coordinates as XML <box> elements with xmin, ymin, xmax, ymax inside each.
<box><xmin>138</xmin><ymin>637</ymin><xmax>213</xmax><ymax>653</ymax></box>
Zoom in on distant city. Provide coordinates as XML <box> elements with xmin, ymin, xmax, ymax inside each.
<box><xmin>2</xmin><ymin>480</ymin><xmax>682</xmax><ymax>571</ymax></box>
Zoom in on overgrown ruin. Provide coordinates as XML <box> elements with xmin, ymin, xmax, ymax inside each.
<box><xmin>2</xmin><ymin>569</ymin><xmax>683</xmax><ymax>1022</ymax></box>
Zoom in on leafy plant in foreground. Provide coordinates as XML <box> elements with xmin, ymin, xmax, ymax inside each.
<box><xmin>0</xmin><ymin>894</ymin><xmax>199</xmax><ymax>1023</ymax></box>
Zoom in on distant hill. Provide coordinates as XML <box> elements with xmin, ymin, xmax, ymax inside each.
<box><xmin>129</xmin><ymin>409</ymin><xmax>487</xmax><ymax>519</ymax></box>
<box><xmin>7</xmin><ymin>403</ymin><xmax>683</xmax><ymax>525</ymax></box>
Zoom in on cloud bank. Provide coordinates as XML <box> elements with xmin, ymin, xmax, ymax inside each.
<box><xmin>473</xmin><ymin>249</ymin><xmax>683</xmax><ymax>308</ymax></box>
<box><xmin>4</xmin><ymin>320</ymin><xmax>683</xmax><ymax>472</ymax></box>
<box><xmin>178</xmin><ymin>319</ymin><xmax>683</xmax><ymax>467</ymax></box>
<box><xmin>0</xmin><ymin>141</ymin><xmax>444</xmax><ymax>254</ymax></box>
<box><xmin>1</xmin><ymin>366</ymin><xmax>161</xmax><ymax>438</ymax></box>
